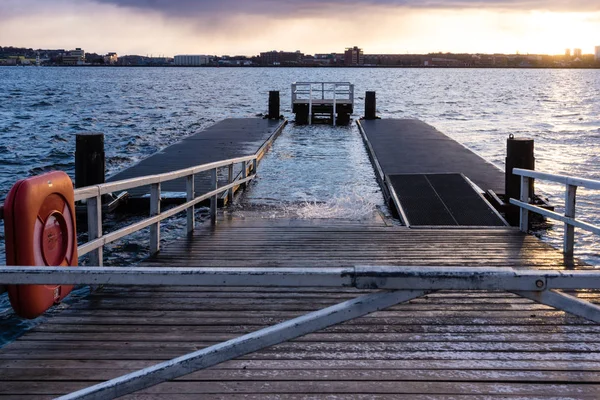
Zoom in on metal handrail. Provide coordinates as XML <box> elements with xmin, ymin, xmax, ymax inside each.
<box><xmin>291</xmin><ymin>82</ymin><xmax>355</xmax><ymax>127</ymax></box>
<box><xmin>73</xmin><ymin>155</ymin><xmax>256</xmax><ymax>201</ymax></box>
<box><xmin>291</xmin><ymin>82</ymin><xmax>354</xmax><ymax>102</ymax></box>
<box><xmin>76</xmin><ymin>155</ymin><xmax>258</xmax><ymax>266</ymax></box>
<box><xmin>509</xmin><ymin>168</ymin><xmax>600</xmax><ymax>256</ymax></box>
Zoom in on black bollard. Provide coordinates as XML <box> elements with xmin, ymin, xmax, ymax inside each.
<box><xmin>268</xmin><ymin>91</ymin><xmax>280</xmax><ymax>119</ymax></box>
<box><xmin>505</xmin><ymin>135</ymin><xmax>534</xmax><ymax>225</ymax></box>
<box><xmin>75</xmin><ymin>132</ymin><xmax>105</xmax><ymax>189</ymax></box>
<box><xmin>365</xmin><ymin>91</ymin><xmax>377</xmax><ymax>120</ymax></box>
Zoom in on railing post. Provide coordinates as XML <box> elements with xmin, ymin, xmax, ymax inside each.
<box><xmin>241</xmin><ymin>160</ymin><xmax>248</xmax><ymax>189</ymax></box>
<box><xmin>87</xmin><ymin>195</ymin><xmax>103</xmax><ymax>266</ymax></box>
<box><xmin>227</xmin><ymin>163</ymin><xmax>234</xmax><ymax>204</ymax></box>
<box><xmin>150</xmin><ymin>183</ymin><xmax>161</xmax><ymax>254</ymax></box>
<box><xmin>519</xmin><ymin>176</ymin><xmax>530</xmax><ymax>232</ymax></box>
<box><xmin>564</xmin><ymin>184</ymin><xmax>577</xmax><ymax>257</ymax></box>
<box><xmin>186</xmin><ymin>175</ymin><xmax>195</xmax><ymax>234</ymax></box>
<box><xmin>210</xmin><ymin>168</ymin><xmax>217</xmax><ymax>225</ymax></box>
<box><xmin>333</xmin><ymin>84</ymin><xmax>337</xmax><ymax>127</ymax></box>
<box><xmin>308</xmin><ymin>86</ymin><xmax>313</xmax><ymax>125</ymax></box>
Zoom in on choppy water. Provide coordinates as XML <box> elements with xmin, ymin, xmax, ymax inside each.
<box><xmin>1</xmin><ymin>67</ymin><xmax>599</xmax><ymax>343</ymax></box>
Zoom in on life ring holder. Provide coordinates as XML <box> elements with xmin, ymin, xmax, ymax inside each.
<box><xmin>4</xmin><ymin>171</ymin><xmax>78</xmax><ymax>319</ymax></box>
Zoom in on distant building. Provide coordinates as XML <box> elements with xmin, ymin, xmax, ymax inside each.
<box><xmin>104</xmin><ymin>52</ymin><xmax>118</xmax><ymax>65</ymax></box>
<box><xmin>63</xmin><ymin>48</ymin><xmax>85</xmax><ymax>65</ymax></box>
<box><xmin>344</xmin><ymin>46</ymin><xmax>364</xmax><ymax>66</ymax></box>
<box><xmin>565</xmin><ymin>49</ymin><xmax>571</xmax><ymax>57</ymax></box>
<box><xmin>259</xmin><ymin>51</ymin><xmax>303</xmax><ymax>65</ymax></box>
<box><xmin>595</xmin><ymin>46</ymin><xmax>600</xmax><ymax>62</ymax></box>
<box><xmin>174</xmin><ymin>55</ymin><xmax>209</xmax><ymax>66</ymax></box>
<box><xmin>573</xmin><ymin>48</ymin><xmax>582</xmax><ymax>58</ymax></box>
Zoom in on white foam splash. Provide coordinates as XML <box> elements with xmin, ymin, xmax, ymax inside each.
<box><xmin>295</xmin><ymin>190</ymin><xmax>379</xmax><ymax>220</ymax></box>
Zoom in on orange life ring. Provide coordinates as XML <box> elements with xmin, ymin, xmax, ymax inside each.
<box><xmin>4</xmin><ymin>171</ymin><xmax>78</xmax><ymax>319</ymax></box>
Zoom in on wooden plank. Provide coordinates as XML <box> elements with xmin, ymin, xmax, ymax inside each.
<box><xmin>3</xmin><ymin>381</ymin><xmax>600</xmax><ymax>396</ymax></box>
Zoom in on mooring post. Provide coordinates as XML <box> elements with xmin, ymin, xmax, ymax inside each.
<box><xmin>268</xmin><ymin>91</ymin><xmax>280</xmax><ymax>119</ymax></box>
<box><xmin>210</xmin><ymin>168</ymin><xmax>218</xmax><ymax>225</ymax></box>
<box><xmin>75</xmin><ymin>132</ymin><xmax>105</xmax><ymax>188</ymax></box>
<box><xmin>505</xmin><ymin>135</ymin><xmax>534</xmax><ymax>226</ymax></box>
<box><xmin>564</xmin><ymin>184</ymin><xmax>577</xmax><ymax>257</ymax></box>
<box><xmin>365</xmin><ymin>91</ymin><xmax>377</xmax><ymax>120</ymax></box>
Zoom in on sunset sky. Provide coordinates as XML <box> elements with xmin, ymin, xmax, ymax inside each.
<box><xmin>1</xmin><ymin>0</ymin><xmax>599</xmax><ymax>56</ymax></box>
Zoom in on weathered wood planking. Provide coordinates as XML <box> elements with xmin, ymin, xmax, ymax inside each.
<box><xmin>358</xmin><ymin>119</ymin><xmax>505</xmax><ymax>195</ymax></box>
<box><xmin>0</xmin><ymin>218</ymin><xmax>598</xmax><ymax>398</ymax></box>
<box><xmin>107</xmin><ymin>118</ymin><xmax>286</xmax><ymax>201</ymax></box>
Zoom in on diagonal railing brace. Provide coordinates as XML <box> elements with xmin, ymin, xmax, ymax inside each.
<box><xmin>56</xmin><ymin>289</ymin><xmax>430</xmax><ymax>400</ymax></box>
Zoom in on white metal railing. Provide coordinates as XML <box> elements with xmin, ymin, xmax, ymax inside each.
<box><xmin>291</xmin><ymin>82</ymin><xmax>354</xmax><ymax>126</ymax></box>
<box><xmin>74</xmin><ymin>155</ymin><xmax>258</xmax><ymax>266</ymax></box>
<box><xmin>3</xmin><ymin>264</ymin><xmax>600</xmax><ymax>399</ymax></box>
<box><xmin>509</xmin><ymin>168</ymin><xmax>600</xmax><ymax>256</ymax></box>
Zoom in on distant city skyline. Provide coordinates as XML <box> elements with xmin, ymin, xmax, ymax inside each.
<box><xmin>1</xmin><ymin>0</ymin><xmax>599</xmax><ymax>56</ymax></box>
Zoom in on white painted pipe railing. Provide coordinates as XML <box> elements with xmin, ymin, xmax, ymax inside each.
<box><xmin>2</xmin><ymin>265</ymin><xmax>600</xmax><ymax>291</ymax></box>
<box><xmin>291</xmin><ymin>82</ymin><xmax>355</xmax><ymax>126</ymax></box>
<box><xmin>74</xmin><ymin>155</ymin><xmax>258</xmax><ymax>266</ymax></box>
<box><xmin>509</xmin><ymin>168</ymin><xmax>600</xmax><ymax>256</ymax></box>
<box><xmin>291</xmin><ymin>82</ymin><xmax>354</xmax><ymax>102</ymax></box>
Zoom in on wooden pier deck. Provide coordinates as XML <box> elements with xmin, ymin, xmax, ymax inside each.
<box><xmin>108</xmin><ymin>118</ymin><xmax>286</xmax><ymax>202</ymax></box>
<box><xmin>1</xmin><ymin>217</ymin><xmax>599</xmax><ymax>399</ymax></box>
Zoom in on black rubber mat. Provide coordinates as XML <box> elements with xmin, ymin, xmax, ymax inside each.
<box><xmin>388</xmin><ymin>173</ymin><xmax>506</xmax><ymax>227</ymax></box>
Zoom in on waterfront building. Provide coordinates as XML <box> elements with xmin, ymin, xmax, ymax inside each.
<box><xmin>595</xmin><ymin>46</ymin><xmax>600</xmax><ymax>62</ymax></box>
<box><xmin>104</xmin><ymin>52</ymin><xmax>118</xmax><ymax>65</ymax></box>
<box><xmin>573</xmin><ymin>48</ymin><xmax>582</xmax><ymax>58</ymax></box>
<box><xmin>174</xmin><ymin>55</ymin><xmax>209</xmax><ymax>66</ymax></box>
<box><xmin>62</xmin><ymin>48</ymin><xmax>85</xmax><ymax>65</ymax></box>
<box><xmin>259</xmin><ymin>51</ymin><xmax>303</xmax><ymax>66</ymax></box>
<box><xmin>565</xmin><ymin>49</ymin><xmax>571</xmax><ymax>57</ymax></box>
<box><xmin>344</xmin><ymin>46</ymin><xmax>364</xmax><ymax>66</ymax></box>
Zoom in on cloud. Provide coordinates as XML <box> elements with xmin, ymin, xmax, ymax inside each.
<box><xmin>92</xmin><ymin>0</ymin><xmax>600</xmax><ymax>16</ymax></box>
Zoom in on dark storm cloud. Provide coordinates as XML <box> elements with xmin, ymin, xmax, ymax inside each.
<box><xmin>92</xmin><ymin>0</ymin><xmax>600</xmax><ymax>15</ymax></box>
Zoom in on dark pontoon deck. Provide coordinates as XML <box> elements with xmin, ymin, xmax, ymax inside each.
<box><xmin>358</xmin><ymin>119</ymin><xmax>504</xmax><ymax>194</ymax></box>
<box><xmin>108</xmin><ymin>118</ymin><xmax>286</xmax><ymax>202</ymax></box>
<box><xmin>358</xmin><ymin>119</ymin><xmax>507</xmax><ymax>226</ymax></box>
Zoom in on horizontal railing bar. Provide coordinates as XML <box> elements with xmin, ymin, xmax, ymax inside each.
<box><xmin>293</xmin><ymin>82</ymin><xmax>353</xmax><ymax>85</ymax></box>
<box><xmin>78</xmin><ymin>174</ymin><xmax>255</xmax><ymax>256</ymax></box>
<box><xmin>73</xmin><ymin>187</ymin><xmax>100</xmax><ymax>202</ymax></box>
<box><xmin>513</xmin><ymin>168</ymin><xmax>600</xmax><ymax>190</ymax></box>
<box><xmin>0</xmin><ymin>266</ymin><xmax>353</xmax><ymax>287</ymax></box>
<box><xmin>510</xmin><ymin>199</ymin><xmax>600</xmax><ymax>235</ymax></box>
<box><xmin>2</xmin><ymin>266</ymin><xmax>600</xmax><ymax>290</ymax></box>
<box><xmin>74</xmin><ymin>155</ymin><xmax>256</xmax><ymax>201</ymax></box>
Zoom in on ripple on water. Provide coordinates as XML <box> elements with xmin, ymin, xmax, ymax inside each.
<box><xmin>29</xmin><ymin>101</ymin><xmax>53</xmax><ymax>108</ymax></box>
